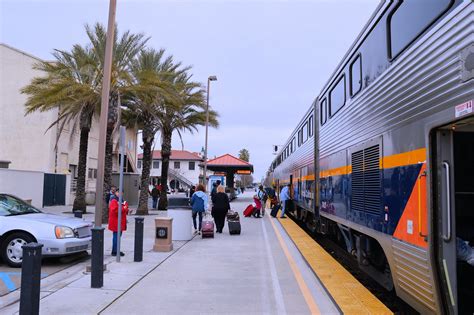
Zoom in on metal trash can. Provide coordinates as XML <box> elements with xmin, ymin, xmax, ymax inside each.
<box><xmin>167</xmin><ymin>196</ymin><xmax>193</xmax><ymax>241</ymax></box>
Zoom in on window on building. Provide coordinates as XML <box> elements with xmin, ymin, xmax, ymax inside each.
<box><xmin>329</xmin><ymin>75</ymin><xmax>346</xmax><ymax>116</ymax></box>
<box><xmin>189</xmin><ymin>161</ymin><xmax>195</xmax><ymax>170</ymax></box>
<box><xmin>350</xmin><ymin>55</ymin><xmax>362</xmax><ymax>96</ymax></box>
<box><xmin>69</xmin><ymin>164</ymin><xmax>78</xmax><ymax>178</ymax></box>
<box><xmin>174</xmin><ymin>161</ymin><xmax>180</xmax><ymax>169</ymax></box>
<box><xmin>388</xmin><ymin>0</ymin><xmax>452</xmax><ymax>59</ymax></box>
<box><xmin>88</xmin><ymin>168</ymin><xmax>97</xmax><ymax>179</ymax></box>
<box><xmin>137</xmin><ymin>160</ymin><xmax>142</xmax><ymax>169</ymax></box>
<box><xmin>308</xmin><ymin>115</ymin><xmax>314</xmax><ymax>137</ymax></box>
<box><xmin>152</xmin><ymin>160</ymin><xmax>160</xmax><ymax>169</ymax></box>
<box><xmin>320</xmin><ymin>98</ymin><xmax>327</xmax><ymax>125</ymax></box>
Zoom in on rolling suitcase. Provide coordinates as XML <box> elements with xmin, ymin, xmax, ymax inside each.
<box><xmin>201</xmin><ymin>213</ymin><xmax>214</xmax><ymax>238</ymax></box>
<box><xmin>270</xmin><ymin>204</ymin><xmax>281</xmax><ymax>217</ymax></box>
<box><xmin>243</xmin><ymin>204</ymin><xmax>254</xmax><ymax>217</ymax></box>
<box><xmin>228</xmin><ymin>220</ymin><xmax>241</xmax><ymax>235</ymax></box>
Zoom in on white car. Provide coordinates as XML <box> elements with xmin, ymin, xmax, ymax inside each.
<box><xmin>0</xmin><ymin>194</ymin><xmax>92</xmax><ymax>267</ymax></box>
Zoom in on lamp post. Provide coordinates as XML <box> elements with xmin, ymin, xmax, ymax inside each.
<box><xmin>203</xmin><ymin>75</ymin><xmax>217</xmax><ymax>190</ymax></box>
<box><xmin>91</xmin><ymin>0</ymin><xmax>117</xmax><ymax>288</ymax></box>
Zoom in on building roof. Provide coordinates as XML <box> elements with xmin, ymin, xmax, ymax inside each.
<box><xmin>206</xmin><ymin>154</ymin><xmax>253</xmax><ymax>172</ymax></box>
<box><xmin>138</xmin><ymin>150</ymin><xmax>202</xmax><ymax>161</ymax></box>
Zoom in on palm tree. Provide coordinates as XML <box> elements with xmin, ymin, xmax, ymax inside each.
<box><xmin>85</xmin><ymin>23</ymin><xmax>148</xmax><ymax>222</ymax></box>
<box><xmin>122</xmin><ymin>48</ymin><xmax>180</xmax><ymax>215</ymax></box>
<box><xmin>157</xmin><ymin>71</ymin><xmax>219</xmax><ymax>210</ymax></box>
<box><xmin>22</xmin><ymin>45</ymin><xmax>101</xmax><ymax>213</ymax></box>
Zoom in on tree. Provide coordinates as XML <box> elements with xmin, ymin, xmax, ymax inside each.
<box><xmin>157</xmin><ymin>70</ymin><xmax>219</xmax><ymax>210</ymax></box>
<box><xmin>238</xmin><ymin>148</ymin><xmax>250</xmax><ymax>162</ymax></box>
<box><xmin>22</xmin><ymin>45</ymin><xmax>101</xmax><ymax>213</ymax></box>
<box><xmin>122</xmin><ymin>48</ymin><xmax>180</xmax><ymax>215</ymax></box>
<box><xmin>85</xmin><ymin>23</ymin><xmax>148</xmax><ymax>222</ymax></box>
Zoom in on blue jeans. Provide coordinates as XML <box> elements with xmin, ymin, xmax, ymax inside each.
<box><xmin>112</xmin><ymin>232</ymin><xmax>122</xmax><ymax>254</ymax></box>
<box><xmin>192</xmin><ymin>211</ymin><xmax>203</xmax><ymax>230</ymax></box>
<box><xmin>280</xmin><ymin>200</ymin><xmax>287</xmax><ymax>217</ymax></box>
<box><xmin>152</xmin><ymin>197</ymin><xmax>158</xmax><ymax>209</ymax></box>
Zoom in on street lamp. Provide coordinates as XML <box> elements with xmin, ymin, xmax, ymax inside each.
<box><xmin>203</xmin><ymin>75</ymin><xmax>217</xmax><ymax>191</ymax></box>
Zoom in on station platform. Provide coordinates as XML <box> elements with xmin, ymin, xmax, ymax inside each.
<box><xmin>1</xmin><ymin>192</ymin><xmax>392</xmax><ymax>314</ymax></box>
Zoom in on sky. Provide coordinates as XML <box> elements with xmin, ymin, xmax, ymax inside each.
<box><xmin>0</xmin><ymin>0</ymin><xmax>379</xmax><ymax>181</ymax></box>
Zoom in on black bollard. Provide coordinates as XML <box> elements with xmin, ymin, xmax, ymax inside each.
<box><xmin>91</xmin><ymin>227</ymin><xmax>104</xmax><ymax>288</ymax></box>
<box><xmin>73</xmin><ymin>210</ymin><xmax>83</xmax><ymax>219</ymax></box>
<box><xmin>134</xmin><ymin>217</ymin><xmax>144</xmax><ymax>262</ymax></box>
<box><xmin>19</xmin><ymin>243</ymin><xmax>43</xmax><ymax>315</ymax></box>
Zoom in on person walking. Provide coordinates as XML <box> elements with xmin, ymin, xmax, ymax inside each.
<box><xmin>150</xmin><ymin>185</ymin><xmax>160</xmax><ymax>209</ymax></box>
<box><xmin>190</xmin><ymin>184</ymin><xmax>208</xmax><ymax>235</ymax></box>
<box><xmin>189</xmin><ymin>185</ymin><xmax>196</xmax><ymax>199</ymax></box>
<box><xmin>279</xmin><ymin>184</ymin><xmax>291</xmax><ymax>218</ymax></box>
<box><xmin>257</xmin><ymin>185</ymin><xmax>267</xmax><ymax>216</ymax></box>
<box><xmin>212</xmin><ymin>185</ymin><xmax>230</xmax><ymax>233</ymax></box>
<box><xmin>108</xmin><ymin>191</ymin><xmax>129</xmax><ymax>256</ymax></box>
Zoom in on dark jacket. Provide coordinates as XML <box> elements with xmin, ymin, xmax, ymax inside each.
<box><xmin>212</xmin><ymin>192</ymin><xmax>230</xmax><ymax>215</ymax></box>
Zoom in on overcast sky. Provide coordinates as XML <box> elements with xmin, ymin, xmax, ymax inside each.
<box><xmin>1</xmin><ymin>0</ymin><xmax>379</xmax><ymax>181</ymax></box>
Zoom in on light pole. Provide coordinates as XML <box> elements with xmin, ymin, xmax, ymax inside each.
<box><xmin>91</xmin><ymin>0</ymin><xmax>117</xmax><ymax>288</ymax></box>
<box><xmin>203</xmin><ymin>75</ymin><xmax>217</xmax><ymax>190</ymax></box>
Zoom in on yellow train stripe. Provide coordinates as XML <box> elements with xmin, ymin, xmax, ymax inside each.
<box><xmin>319</xmin><ymin>165</ymin><xmax>351</xmax><ymax>178</ymax></box>
<box><xmin>380</xmin><ymin>148</ymin><xmax>426</xmax><ymax>169</ymax></box>
<box><xmin>268</xmin><ymin>216</ymin><xmax>321</xmax><ymax>314</ymax></box>
<box><xmin>277</xmin><ymin>217</ymin><xmax>393</xmax><ymax>315</ymax></box>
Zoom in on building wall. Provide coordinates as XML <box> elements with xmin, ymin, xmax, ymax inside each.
<box><xmin>139</xmin><ymin>159</ymin><xmax>202</xmax><ymax>187</ymax></box>
<box><xmin>0</xmin><ymin>44</ymin><xmax>57</xmax><ymax>173</ymax></box>
<box><xmin>0</xmin><ymin>169</ymin><xmax>45</xmax><ymax>208</ymax></box>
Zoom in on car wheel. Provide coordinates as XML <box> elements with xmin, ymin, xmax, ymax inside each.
<box><xmin>1</xmin><ymin>232</ymin><xmax>36</xmax><ymax>268</ymax></box>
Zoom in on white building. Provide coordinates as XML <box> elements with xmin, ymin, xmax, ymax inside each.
<box><xmin>0</xmin><ymin>43</ymin><xmax>138</xmax><ymax>205</ymax></box>
<box><xmin>137</xmin><ymin>150</ymin><xmax>203</xmax><ymax>190</ymax></box>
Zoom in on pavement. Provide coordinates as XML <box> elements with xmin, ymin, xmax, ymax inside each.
<box><xmin>0</xmin><ymin>192</ymin><xmax>340</xmax><ymax>315</ymax></box>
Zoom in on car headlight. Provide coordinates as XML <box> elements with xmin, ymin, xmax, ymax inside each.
<box><xmin>55</xmin><ymin>226</ymin><xmax>75</xmax><ymax>239</ymax></box>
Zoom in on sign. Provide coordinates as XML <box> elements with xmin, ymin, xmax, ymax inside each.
<box><xmin>156</xmin><ymin>227</ymin><xmax>168</xmax><ymax>239</ymax></box>
<box><xmin>455</xmin><ymin>100</ymin><xmax>473</xmax><ymax>118</ymax></box>
<box><xmin>236</xmin><ymin>170</ymin><xmax>251</xmax><ymax>175</ymax></box>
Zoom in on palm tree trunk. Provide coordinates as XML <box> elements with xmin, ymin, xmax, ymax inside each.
<box><xmin>72</xmin><ymin>126</ymin><xmax>90</xmax><ymax>213</ymax></box>
<box><xmin>136</xmin><ymin>125</ymin><xmax>154</xmax><ymax>215</ymax></box>
<box><xmin>158</xmin><ymin>129</ymin><xmax>172</xmax><ymax>210</ymax></box>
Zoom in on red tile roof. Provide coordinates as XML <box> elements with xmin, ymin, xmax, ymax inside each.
<box><xmin>138</xmin><ymin>150</ymin><xmax>203</xmax><ymax>161</ymax></box>
<box><xmin>207</xmin><ymin>154</ymin><xmax>252</xmax><ymax>166</ymax></box>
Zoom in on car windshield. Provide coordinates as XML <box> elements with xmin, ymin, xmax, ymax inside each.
<box><xmin>0</xmin><ymin>194</ymin><xmax>42</xmax><ymax>216</ymax></box>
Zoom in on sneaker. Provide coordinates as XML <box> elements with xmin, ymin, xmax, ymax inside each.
<box><xmin>198</xmin><ymin>231</ymin><xmax>201</xmax><ymax>235</ymax></box>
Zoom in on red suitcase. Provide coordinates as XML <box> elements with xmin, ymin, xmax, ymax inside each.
<box><xmin>201</xmin><ymin>216</ymin><xmax>214</xmax><ymax>238</ymax></box>
<box><xmin>243</xmin><ymin>204</ymin><xmax>254</xmax><ymax>217</ymax></box>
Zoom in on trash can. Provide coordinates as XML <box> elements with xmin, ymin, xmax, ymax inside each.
<box><xmin>153</xmin><ymin>217</ymin><xmax>173</xmax><ymax>252</ymax></box>
<box><xmin>167</xmin><ymin>196</ymin><xmax>193</xmax><ymax>241</ymax></box>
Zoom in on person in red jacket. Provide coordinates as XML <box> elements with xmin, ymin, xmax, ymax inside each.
<box><xmin>108</xmin><ymin>191</ymin><xmax>128</xmax><ymax>256</ymax></box>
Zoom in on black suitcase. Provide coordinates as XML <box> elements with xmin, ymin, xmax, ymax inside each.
<box><xmin>228</xmin><ymin>220</ymin><xmax>241</xmax><ymax>235</ymax></box>
<box><xmin>270</xmin><ymin>204</ymin><xmax>281</xmax><ymax>217</ymax></box>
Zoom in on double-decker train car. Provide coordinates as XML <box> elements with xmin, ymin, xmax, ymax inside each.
<box><xmin>266</xmin><ymin>1</ymin><xmax>474</xmax><ymax>314</ymax></box>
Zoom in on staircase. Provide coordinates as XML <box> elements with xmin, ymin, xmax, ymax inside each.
<box><xmin>168</xmin><ymin>168</ymin><xmax>194</xmax><ymax>188</ymax></box>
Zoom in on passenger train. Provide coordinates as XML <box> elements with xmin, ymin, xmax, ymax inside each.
<box><xmin>266</xmin><ymin>1</ymin><xmax>474</xmax><ymax>314</ymax></box>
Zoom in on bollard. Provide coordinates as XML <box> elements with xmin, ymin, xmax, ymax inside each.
<box><xmin>73</xmin><ymin>210</ymin><xmax>83</xmax><ymax>219</ymax></box>
<box><xmin>91</xmin><ymin>227</ymin><xmax>104</xmax><ymax>288</ymax></box>
<box><xmin>134</xmin><ymin>217</ymin><xmax>144</xmax><ymax>262</ymax></box>
<box><xmin>19</xmin><ymin>243</ymin><xmax>43</xmax><ymax>315</ymax></box>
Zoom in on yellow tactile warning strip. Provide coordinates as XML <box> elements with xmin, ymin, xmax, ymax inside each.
<box><xmin>277</xmin><ymin>217</ymin><xmax>393</xmax><ymax>315</ymax></box>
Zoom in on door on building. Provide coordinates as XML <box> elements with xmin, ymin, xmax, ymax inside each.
<box><xmin>43</xmin><ymin>174</ymin><xmax>66</xmax><ymax>207</ymax></box>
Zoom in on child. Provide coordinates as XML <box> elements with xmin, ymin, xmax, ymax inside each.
<box><xmin>253</xmin><ymin>195</ymin><xmax>262</xmax><ymax>218</ymax></box>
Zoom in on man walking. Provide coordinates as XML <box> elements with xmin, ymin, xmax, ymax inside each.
<box><xmin>279</xmin><ymin>184</ymin><xmax>291</xmax><ymax>218</ymax></box>
<box><xmin>150</xmin><ymin>185</ymin><xmax>160</xmax><ymax>209</ymax></box>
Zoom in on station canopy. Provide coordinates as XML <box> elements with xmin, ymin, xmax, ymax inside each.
<box><xmin>206</xmin><ymin>154</ymin><xmax>254</xmax><ymax>174</ymax></box>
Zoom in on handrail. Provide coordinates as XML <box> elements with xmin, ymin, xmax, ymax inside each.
<box><xmin>442</xmin><ymin>162</ymin><xmax>452</xmax><ymax>242</ymax></box>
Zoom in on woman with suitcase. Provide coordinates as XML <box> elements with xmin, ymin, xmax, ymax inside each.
<box><xmin>190</xmin><ymin>184</ymin><xmax>208</xmax><ymax>235</ymax></box>
<box><xmin>212</xmin><ymin>185</ymin><xmax>230</xmax><ymax>233</ymax></box>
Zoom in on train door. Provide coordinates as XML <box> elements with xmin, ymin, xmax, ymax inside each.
<box><xmin>433</xmin><ymin>118</ymin><xmax>474</xmax><ymax>314</ymax></box>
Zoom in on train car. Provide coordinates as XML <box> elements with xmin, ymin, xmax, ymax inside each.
<box><xmin>267</xmin><ymin>1</ymin><xmax>474</xmax><ymax>314</ymax></box>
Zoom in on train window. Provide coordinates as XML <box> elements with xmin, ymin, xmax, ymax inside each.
<box><xmin>350</xmin><ymin>55</ymin><xmax>362</xmax><ymax>97</ymax></box>
<box><xmin>388</xmin><ymin>0</ymin><xmax>453</xmax><ymax>59</ymax></box>
<box><xmin>320</xmin><ymin>98</ymin><xmax>327</xmax><ymax>125</ymax></box>
<box><xmin>291</xmin><ymin>137</ymin><xmax>296</xmax><ymax>152</ymax></box>
<box><xmin>308</xmin><ymin>115</ymin><xmax>314</xmax><ymax>137</ymax></box>
<box><xmin>286</xmin><ymin>146</ymin><xmax>290</xmax><ymax>157</ymax></box>
<box><xmin>329</xmin><ymin>75</ymin><xmax>346</xmax><ymax>116</ymax></box>
<box><xmin>298</xmin><ymin>129</ymin><xmax>303</xmax><ymax>146</ymax></box>
<box><xmin>302</xmin><ymin>122</ymin><xmax>308</xmax><ymax>143</ymax></box>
